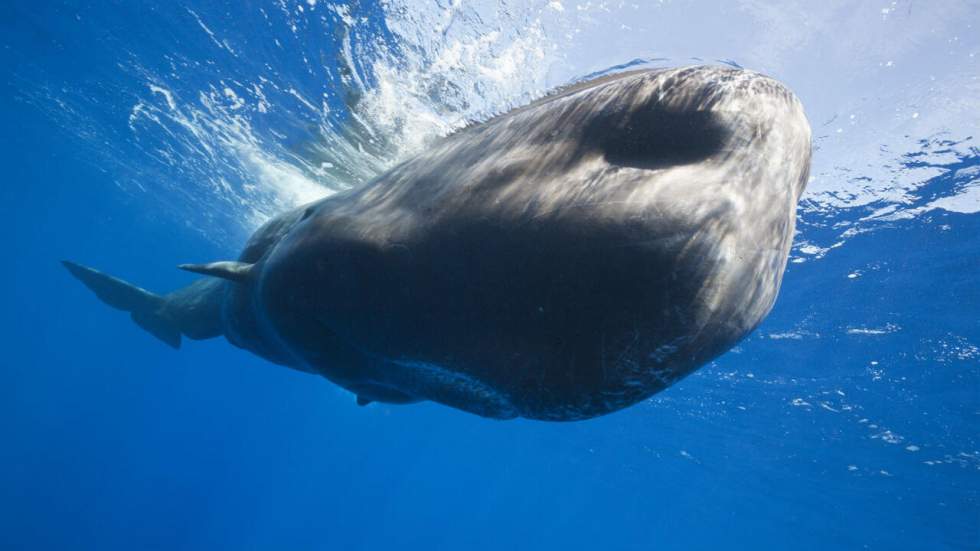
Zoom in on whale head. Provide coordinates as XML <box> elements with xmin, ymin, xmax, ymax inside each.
<box><xmin>251</xmin><ymin>65</ymin><xmax>812</xmax><ymax>420</ymax></box>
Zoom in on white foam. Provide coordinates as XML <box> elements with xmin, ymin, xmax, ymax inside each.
<box><xmin>187</xmin><ymin>8</ymin><xmax>237</xmax><ymax>56</ymax></box>
<box><xmin>926</xmin><ymin>180</ymin><xmax>980</xmax><ymax>214</ymax></box>
<box><xmin>846</xmin><ymin>323</ymin><xmax>901</xmax><ymax>336</ymax></box>
<box><xmin>127</xmin><ymin>79</ymin><xmax>331</xmax><ymax>228</ymax></box>
<box><xmin>768</xmin><ymin>332</ymin><xmax>804</xmax><ymax>340</ymax></box>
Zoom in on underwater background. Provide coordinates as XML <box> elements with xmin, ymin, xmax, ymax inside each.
<box><xmin>1</xmin><ymin>1</ymin><xmax>978</xmax><ymax>549</ymax></box>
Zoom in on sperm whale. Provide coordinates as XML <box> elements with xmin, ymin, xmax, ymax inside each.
<box><xmin>65</xmin><ymin>65</ymin><xmax>812</xmax><ymax>421</ymax></box>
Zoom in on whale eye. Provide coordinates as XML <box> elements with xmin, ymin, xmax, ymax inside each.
<box><xmin>586</xmin><ymin>104</ymin><xmax>731</xmax><ymax>170</ymax></box>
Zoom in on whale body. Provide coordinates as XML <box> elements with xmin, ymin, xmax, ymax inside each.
<box><xmin>65</xmin><ymin>65</ymin><xmax>811</xmax><ymax>421</ymax></box>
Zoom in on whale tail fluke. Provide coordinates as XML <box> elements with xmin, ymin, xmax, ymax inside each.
<box><xmin>61</xmin><ymin>260</ymin><xmax>182</xmax><ymax>349</ymax></box>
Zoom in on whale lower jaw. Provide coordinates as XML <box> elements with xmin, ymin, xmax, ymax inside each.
<box><xmin>356</xmin><ymin>357</ymin><xmax>673</xmax><ymax>422</ymax></box>
<box><xmin>385</xmin><ymin>359</ymin><xmax>520</xmax><ymax>420</ymax></box>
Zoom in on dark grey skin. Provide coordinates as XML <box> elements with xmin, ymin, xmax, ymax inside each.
<box><xmin>65</xmin><ymin>65</ymin><xmax>812</xmax><ymax>421</ymax></box>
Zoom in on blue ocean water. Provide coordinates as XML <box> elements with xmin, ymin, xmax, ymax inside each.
<box><xmin>2</xmin><ymin>1</ymin><xmax>977</xmax><ymax>550</ymax></box>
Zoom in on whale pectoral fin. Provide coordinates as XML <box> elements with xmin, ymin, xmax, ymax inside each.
<box><xmin>356</xmin><ymin>396</ymin><xmax>373</xmax><ymax>407</ymax></box>
<box><xmin>178</xmin><ymin>261</ymin><xmax>254</xmax><ymax>282</ymax></box>
<box><xmin>62</xmin><ymin>260</ymin><xmax>181</xmax><ymax>349</ymax></box>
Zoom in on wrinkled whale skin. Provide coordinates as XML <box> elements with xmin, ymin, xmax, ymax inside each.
<box><xmin>66</xmin><ymin>65</ymin><xmax>811</xmax><ymax>421</ymax></box>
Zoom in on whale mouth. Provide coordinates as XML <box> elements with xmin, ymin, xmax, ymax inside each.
<box><xmin>585</xmin><ymin>102</ymin><xmax>732</xmax><ymax>171</ymax></box>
